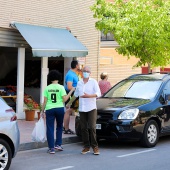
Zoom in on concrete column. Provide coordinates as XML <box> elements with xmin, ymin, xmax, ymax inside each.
<box><xmin>16</xmin><ymin>48</ymin><xmax>25</xmax><ymax>119</ymax></box>
<box><xmin>63</xmin><ymin>57</ymin><xmax>73</xmax><ymax>84</ymax></box>
<box><xmin>40</xmin><ymin>57</ymin><xmax>49</xmax><ymax>104</ymax></box>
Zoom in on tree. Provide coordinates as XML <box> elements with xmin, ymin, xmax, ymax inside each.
<box><xmin>91</xmin><ymin>0</ymin><xmax>170</xmax><ymax>72</ymax></box>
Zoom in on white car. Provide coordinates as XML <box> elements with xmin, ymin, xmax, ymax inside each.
<box><xmin>0</xmin><ymin>97</ymin><xmax>20</xmax><ymax>170</ymax></box>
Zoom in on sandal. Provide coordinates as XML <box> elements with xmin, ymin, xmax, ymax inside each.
<box><xmin>64</xmin><ymin>129</ymin><xmax>75</xmax><ymax>134</ymax></box>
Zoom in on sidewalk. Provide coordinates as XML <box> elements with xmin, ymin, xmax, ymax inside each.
<box><xmin>18</xmin><ymin>116</ymin><xmax>81</xmax><ymax>151</ymax></box>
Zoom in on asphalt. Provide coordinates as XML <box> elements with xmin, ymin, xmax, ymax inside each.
<box><xmin>18</xmin><ymin>115</ymin><xmax>81</xmax><ymax>151</ymax></box>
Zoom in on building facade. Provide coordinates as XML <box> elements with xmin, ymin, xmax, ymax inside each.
<box><xmin>0</xmin><ymin>0</ymin><xmax>143</xmax><ymax>119</ymax></box>
<box><xmin>0</xmin><ymin>0</ymin><xmax>100</xmax><ymax>118</ymax></box>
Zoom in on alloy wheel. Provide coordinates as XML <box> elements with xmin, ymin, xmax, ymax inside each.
<box><xmin>0</xmin><ymin>144</ymin><xmax>8</xmax><ymax>170</ymax></box>
<box><xmin>147</xmin><ymin>124</ymin><xmax>157</xmax><ymax>144</ymax></box>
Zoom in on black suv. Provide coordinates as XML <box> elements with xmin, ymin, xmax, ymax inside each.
<box><xmin>75</xmin><ymin>73</ymin><xmax>170</xmax><ymax>147</ymax></box>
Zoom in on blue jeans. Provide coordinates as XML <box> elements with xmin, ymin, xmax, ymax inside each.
<box><xmin>46</xmin><ymin>107</ymin><xmax>64</xmax><ymax>149</ymax></box>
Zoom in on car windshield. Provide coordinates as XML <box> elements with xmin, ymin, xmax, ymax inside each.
<box><xmin>104</xmin><ymin>80</ymin><xmax>162</xmax><ymax>100</ymax></box>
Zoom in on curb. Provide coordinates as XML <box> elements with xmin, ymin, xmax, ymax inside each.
<box><xmin>19</xmin><ymin>136</ymin><xmax>81</xmax><ymax>151</ymax></box>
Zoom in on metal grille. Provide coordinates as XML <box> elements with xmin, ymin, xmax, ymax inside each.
<box><xmin>0</xmin><ymin>27</ymin><xmax>29</xmax><ymax>48</ymax></box>
<box><xmin>97</xmin><ymin>111</ymin><xmax>114</xmax><ymax>121</ymax></box>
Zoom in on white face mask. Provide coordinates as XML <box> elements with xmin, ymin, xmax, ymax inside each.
<box><xmin>83</xmin><ymin>72</ymin><xmax>90</xmax><ymax>78</ymax></box>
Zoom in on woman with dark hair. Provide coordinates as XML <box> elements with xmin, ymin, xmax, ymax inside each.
<box><xmin>98</xmin><ymin>72</ymin><xmax>112</xmax><ymax>96</ymax></box>
<box><xmin>41</xmin><ymin>70</ymin><xmax>75</xmax><ymax>154</ymax></box>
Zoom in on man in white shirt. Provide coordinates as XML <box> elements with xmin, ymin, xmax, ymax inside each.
<box><xmin>66</xmin><ymin>66</ymin><xmax>101</xmax><ymax>155</ymax></box>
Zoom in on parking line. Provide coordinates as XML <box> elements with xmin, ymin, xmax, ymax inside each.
<box><xmin>117</xmin><ymin>149</ymin><xmax>156</xmax><ymax>158</ymax></box>
<box><xmin>52</xmin><ymin>166</ymin><xmax>74</xmax><ymax>170</ymax></box>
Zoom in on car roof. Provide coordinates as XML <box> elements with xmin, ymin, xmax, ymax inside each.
<box><xmin>127</xmin><ymin>73</ymin><xmax>170</xmax><ymax>80</ymax></box>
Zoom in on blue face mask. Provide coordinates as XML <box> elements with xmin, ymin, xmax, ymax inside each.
<box><xmin>83</xmin><ymin>72</ymin><xmax>90</xmax><ymax>78</ymax></box>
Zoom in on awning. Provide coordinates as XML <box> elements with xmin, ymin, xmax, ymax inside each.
<box><xmin>10</xmin><ymin>22</ymin><xmax>88</xmax><ymax>57</ymax></box>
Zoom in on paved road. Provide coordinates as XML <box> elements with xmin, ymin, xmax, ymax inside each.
<box><xmin>10</xmin><ymin>136</ymin><xmax>170</xmax><ymax>170</ymax></box>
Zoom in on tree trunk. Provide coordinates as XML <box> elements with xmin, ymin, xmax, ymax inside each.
<box><xmin>147</xmin><ymin>63</ymin><xmax>151</xmax><ymax>73</ymax></box>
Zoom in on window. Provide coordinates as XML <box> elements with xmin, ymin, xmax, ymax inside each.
<box><xmin>105</xmin><ymin>80</ymin><xmax>162</xmax><ymax>100</ymax></box>
<box><xmin>101</xmin><ymin>32</ymin><xmax>115</xmax><ymax>41</ymax></box>
<box><xmin>163</xmin><ymin>80</ymin><xmax>170</xmax><ymax>95</ymax></box>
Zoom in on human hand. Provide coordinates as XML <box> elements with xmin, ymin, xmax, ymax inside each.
<box><xmin>80</xmin><ymin>93</ymin><xmax>89</xmax><ymax>98</ymax></box>
<box><xmin>66</xmin><ymin>103</ymin><xmax>72</xmax><ymax>109</ymax></box>
<box><xmin>71</xmin><ymin>87</ymin><xmax>75</xmax><ymax>92</ymax></box>
<box><xmin>40</xmin><ymin>112</ymin><xmax>45</xmax><ymax>118</ymax></box>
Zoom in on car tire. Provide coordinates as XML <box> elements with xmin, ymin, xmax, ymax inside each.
<box><xmin>140</xmin><ymin>120</ymin><xmax>159</xmax><ymax>148</ymax></box>
<box><xmin>0</xmin><ymin>139</ymin><xmax>12</xmax><ymax>170</ymax></box>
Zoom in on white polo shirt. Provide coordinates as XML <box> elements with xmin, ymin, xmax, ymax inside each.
<box><xmin>74</xmin><ymin>78</ymin><xmax>101</xmax><ymax>112</ymax></box>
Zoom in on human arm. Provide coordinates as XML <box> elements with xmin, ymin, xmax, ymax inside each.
<box><xmin>65</xmin><ymin>95</ymin><xmax>77</xmax><ymax>108</ymax></box>
<box><xmin>41</xmin><ymin>97</ymin><xmax>47</xmax><ymax>118</ymax></box>
<box><xmin>81</xmin><ymin>80</ymin><xmax>101</xmax><ymax>98</ymax></box>
<box><xmin>65</xmin><ymin>84</ymin><xmax>79</xmax><ymax>107</ymax></box>
<box><xmin>107</xmin><ymin>81</ymin><xmax>112</xmax><ymax>90</ymax></box>
<box><xmin>67</xmin><ymin>81</ymin><xmax>73</xmax><ymax>91</ymax></box>
<box><xmin>81</xmin><ymin>93</ymin><xmax>97</xmax><ymax>98</ymax></box>
<box><xmin>62</xmin><ymin>87</ymin><xmax>75</xmax><ymax>102</ymax></box>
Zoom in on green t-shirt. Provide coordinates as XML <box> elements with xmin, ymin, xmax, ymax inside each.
<box><xmin>43</xmin><ymin>84</ymin><xmax>66</xmax><ymax>110</ymax></box>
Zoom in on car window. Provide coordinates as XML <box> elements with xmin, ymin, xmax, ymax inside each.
<box><xmin>0</xmin><ymin>98</ymin><xmax>10</xmax><ymax>111</ymax></box>
<box><xmin>163</xmin><ymin>80</ymin><xmax>170</xmax><ymax>95</ymax></box>
<box><xmin>105</xmin><ymin>80</ymin><xmax>162</xmax><ymax>100</ymax></box>
<box><xmin>125</xmin><ymin>81</ymin><xmax>161</xmax><ymax>99</ymax></box>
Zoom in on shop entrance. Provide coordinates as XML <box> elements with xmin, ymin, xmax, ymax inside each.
<box><xmin>0</xmin><ymin>47</ymin><xmax>64</xmax><ymax>109</ymax></box>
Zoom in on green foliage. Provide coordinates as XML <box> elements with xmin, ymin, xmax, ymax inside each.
<box><xmin>91</xmin><ymin>0</ymin><xmax>170</xmax><ymax>69</ymax></box>
<box><xmin>26</xmin><ymin>103</ymin><xmax>34</xmax><ymax>111</ymax></box>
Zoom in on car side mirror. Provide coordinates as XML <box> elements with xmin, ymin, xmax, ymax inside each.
<box><xmin>164</xmin><ymin>94</ymin><xmax>170</xmax><ymax>104</ymax></box>
<box><xmin>165</xmin><ymin>94</ymin><xmax>170</xmax><ymax>101</ymax></box>
<box><xmin>159</xmin><ymin>95</ymin><xmax>165</xmax><ymax>104</ymax></box>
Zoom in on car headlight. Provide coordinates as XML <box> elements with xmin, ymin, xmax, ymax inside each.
<box><xmin>118</xmin><ymin>108</ymin><xmax>139</xmax><ymax>119</ymax></box>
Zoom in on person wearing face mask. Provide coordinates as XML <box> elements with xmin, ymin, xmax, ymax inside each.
<box><xmin>66</xmin><ymin>66</ymin><xmax>101</xmax><ymax>155</ymax></box>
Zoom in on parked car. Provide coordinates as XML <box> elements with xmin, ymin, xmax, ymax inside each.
<box><xmin>0</xmin><ymin>97</ymin><xmax>20</xmax><ymax>170</ymax></box>
<box><xmin>75</xmin><ymin>73</ymin><xmax>170</xmax><ymax>148</ymax></box>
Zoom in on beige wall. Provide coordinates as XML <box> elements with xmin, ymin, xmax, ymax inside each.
<box><xmin>99</xmin><ymin>48</ymin><xmax>141</xmax><ymax>86</ymax></box>
<box><xmin>0</xmin><ymin>0</ymin><xmax>100</xmax><ymax>79</ymax></box>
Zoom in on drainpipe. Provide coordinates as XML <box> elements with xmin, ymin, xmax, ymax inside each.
<box><xmin>97</xmin><ymin>31</ymin><xmax>100</xmax><ymax>81</ymax></box>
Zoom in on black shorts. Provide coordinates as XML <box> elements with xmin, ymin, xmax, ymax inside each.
<box><xmin>65</xmin><ymin>91</ymin><xmax>79</xmax><ymax>109</ymax></box>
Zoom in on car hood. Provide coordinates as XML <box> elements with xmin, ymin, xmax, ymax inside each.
<box><xmin>97</xmin><ymin>97</ymin><xmax>150</xmax><ymax>111</ymax></box>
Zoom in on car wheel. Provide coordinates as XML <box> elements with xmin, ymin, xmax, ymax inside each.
<box><xmin>0</xmin><ymin>139</ymin><xmax>12</xmax><ymax>170</ymax></box>
<box><xmin>140</xmin><ymin>120</ymin><xmax>159</xmax><ymax>148</ymax></box>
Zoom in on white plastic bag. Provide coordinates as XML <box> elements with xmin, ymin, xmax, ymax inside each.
<box><xmin>31</xmin><ymin>117</ymin><xmax>46</xmax><ymax>143</ymax></box>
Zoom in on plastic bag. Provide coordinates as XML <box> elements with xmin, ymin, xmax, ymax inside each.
<box><xmin>31</xmin><ymin>117</ymin><xmax>46</xmax><ymax>143</ymax></box>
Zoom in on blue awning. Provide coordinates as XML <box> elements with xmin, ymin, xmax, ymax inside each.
<box><xmin>11</xmin><ymin>22</ymin><xmax>88</xmax><ymax>57</ymax></box>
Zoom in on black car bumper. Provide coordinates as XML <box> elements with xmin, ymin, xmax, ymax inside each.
<box><xmin>75</xmin><ymin>116</ymin><xmax>145</xmax><ymax>141</ymax></box>
<box><xmin>96</xmin><ymin>120</ymin><xmax>144</xmax><ymax>141</ymax></box>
